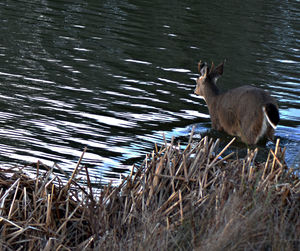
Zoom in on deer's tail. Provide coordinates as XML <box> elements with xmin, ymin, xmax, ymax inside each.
<box><xmin>264</xmin><ymin>103</ymin><xmax>280</xmax><ymax>129</ymax></box>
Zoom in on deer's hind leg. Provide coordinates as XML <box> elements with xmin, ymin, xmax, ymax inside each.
<box><xmin>266</xmin><ymin>126</ymin><xmax>275</xmax><ymax>142</ymax></box>
<box><xmin>240</xmin><ymin>112</ymin><xmax>264</xmax><ymax>145</ymax></box>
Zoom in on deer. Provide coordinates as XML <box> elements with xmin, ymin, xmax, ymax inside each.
<box><xmin>194</xmin><ymin>60</ymin><xmax>280</xmax><ymax>145</ymax></box>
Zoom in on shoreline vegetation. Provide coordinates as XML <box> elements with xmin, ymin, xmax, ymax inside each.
<box><xmin>0</xmin><ymin>133</ymin><xmax>299</xmax><ymax>250</ymax></box>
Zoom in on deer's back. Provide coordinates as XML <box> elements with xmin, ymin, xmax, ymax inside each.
<box><xmin>220</xmin><ymin>85</ymin><xmax>275</xmax><ymax>108</ymax></box>
<box><xmin>213</xmin><ymin>85</ymin><xmax>278</xmax><ymax>141</ymax></box>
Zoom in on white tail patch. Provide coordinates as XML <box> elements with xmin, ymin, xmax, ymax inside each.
<box><xmin>263</xmin><ymin>106</ymin><xmax>277</xmax><ymax>129</ymax></box>
<box><xmin>256</xmin><ymin>111</ymin><xmax>268</xmax><ymax>143</ymax></box>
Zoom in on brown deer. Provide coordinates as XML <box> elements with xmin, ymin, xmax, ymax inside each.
<box><xmin>194</xmin><ymin>60</ymin><xmax>280</xmax><ymax>145</ymax></box>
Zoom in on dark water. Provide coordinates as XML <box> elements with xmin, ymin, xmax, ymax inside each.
<box><xmin>0</xmin><ymin>0</ymin><xmax>299</xmax><ymax>184</ymax></box>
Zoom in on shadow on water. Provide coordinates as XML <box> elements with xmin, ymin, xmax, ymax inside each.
<box><xmin>0</xmin><ymin>0</ymin><xmax>299</xmax><ymax>184</ymax></box>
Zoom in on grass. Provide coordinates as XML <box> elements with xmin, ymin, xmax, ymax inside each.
<box><xmin>0</xmin><ymin>133</ymin><xmax>299</xmax><ymax>250</ymax></box>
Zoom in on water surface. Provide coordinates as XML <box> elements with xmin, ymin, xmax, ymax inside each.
<box><xmin>0</xmin><ymin>0</ymin><xmax>299</xmax><ymax>183</ymax></box>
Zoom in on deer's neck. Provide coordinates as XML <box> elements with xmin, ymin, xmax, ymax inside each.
<box><xmin>204</xmin><ymin>85</ymin><xmax>220</xmax><ymax>108</ymax></box>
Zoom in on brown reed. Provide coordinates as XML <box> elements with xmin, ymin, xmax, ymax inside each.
<box><xmin>0</xmin><ymin>135</ymin><xmax>299</xmax><ymax>250</ymax></box>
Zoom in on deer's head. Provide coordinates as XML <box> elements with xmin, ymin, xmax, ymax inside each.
<box><xmin>194</xmin><ymin>61</ymin><xmax>225</xmax><ymax>99</ymax></box>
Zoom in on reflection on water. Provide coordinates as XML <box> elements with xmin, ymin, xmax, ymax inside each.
<box><xmin>0</xmin><ymin>0</ymin><xmax>299</xmax><ymax>183</ymax></box>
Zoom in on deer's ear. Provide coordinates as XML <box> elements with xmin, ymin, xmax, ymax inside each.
<box><xmin>215</xmin><ymin>61</ymin><xmax>224</xmax><ymax>76</ymax></box>
<box><xmin>198</xmin><ymin>61</ymin><xmax>208</xmax><ymax>76</ymax></box>
<box><xmin>210</xmin><ymin>61</ymin><xmax>224</xmax><ymax>83</ymax></box>
<box><xmin>198</xmin><ymin>62</ymin><xmax>208</xmax><ymax>78</ymax></box>
<box><xmin>201</xmin><ymin>65</ymin><xmax>208</xmax><ymax>77</ymax></box>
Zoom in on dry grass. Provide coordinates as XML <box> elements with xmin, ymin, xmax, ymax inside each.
<box><xmin>0</xmin><ymin>134</ymin><xmax>299</xmax><ymax>250</ymax></box>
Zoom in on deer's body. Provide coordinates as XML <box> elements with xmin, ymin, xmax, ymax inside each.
<box><xmin>194</xmin><ymin>61</ymin><xmax>280</xmax><ymax>145</ymax></box>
